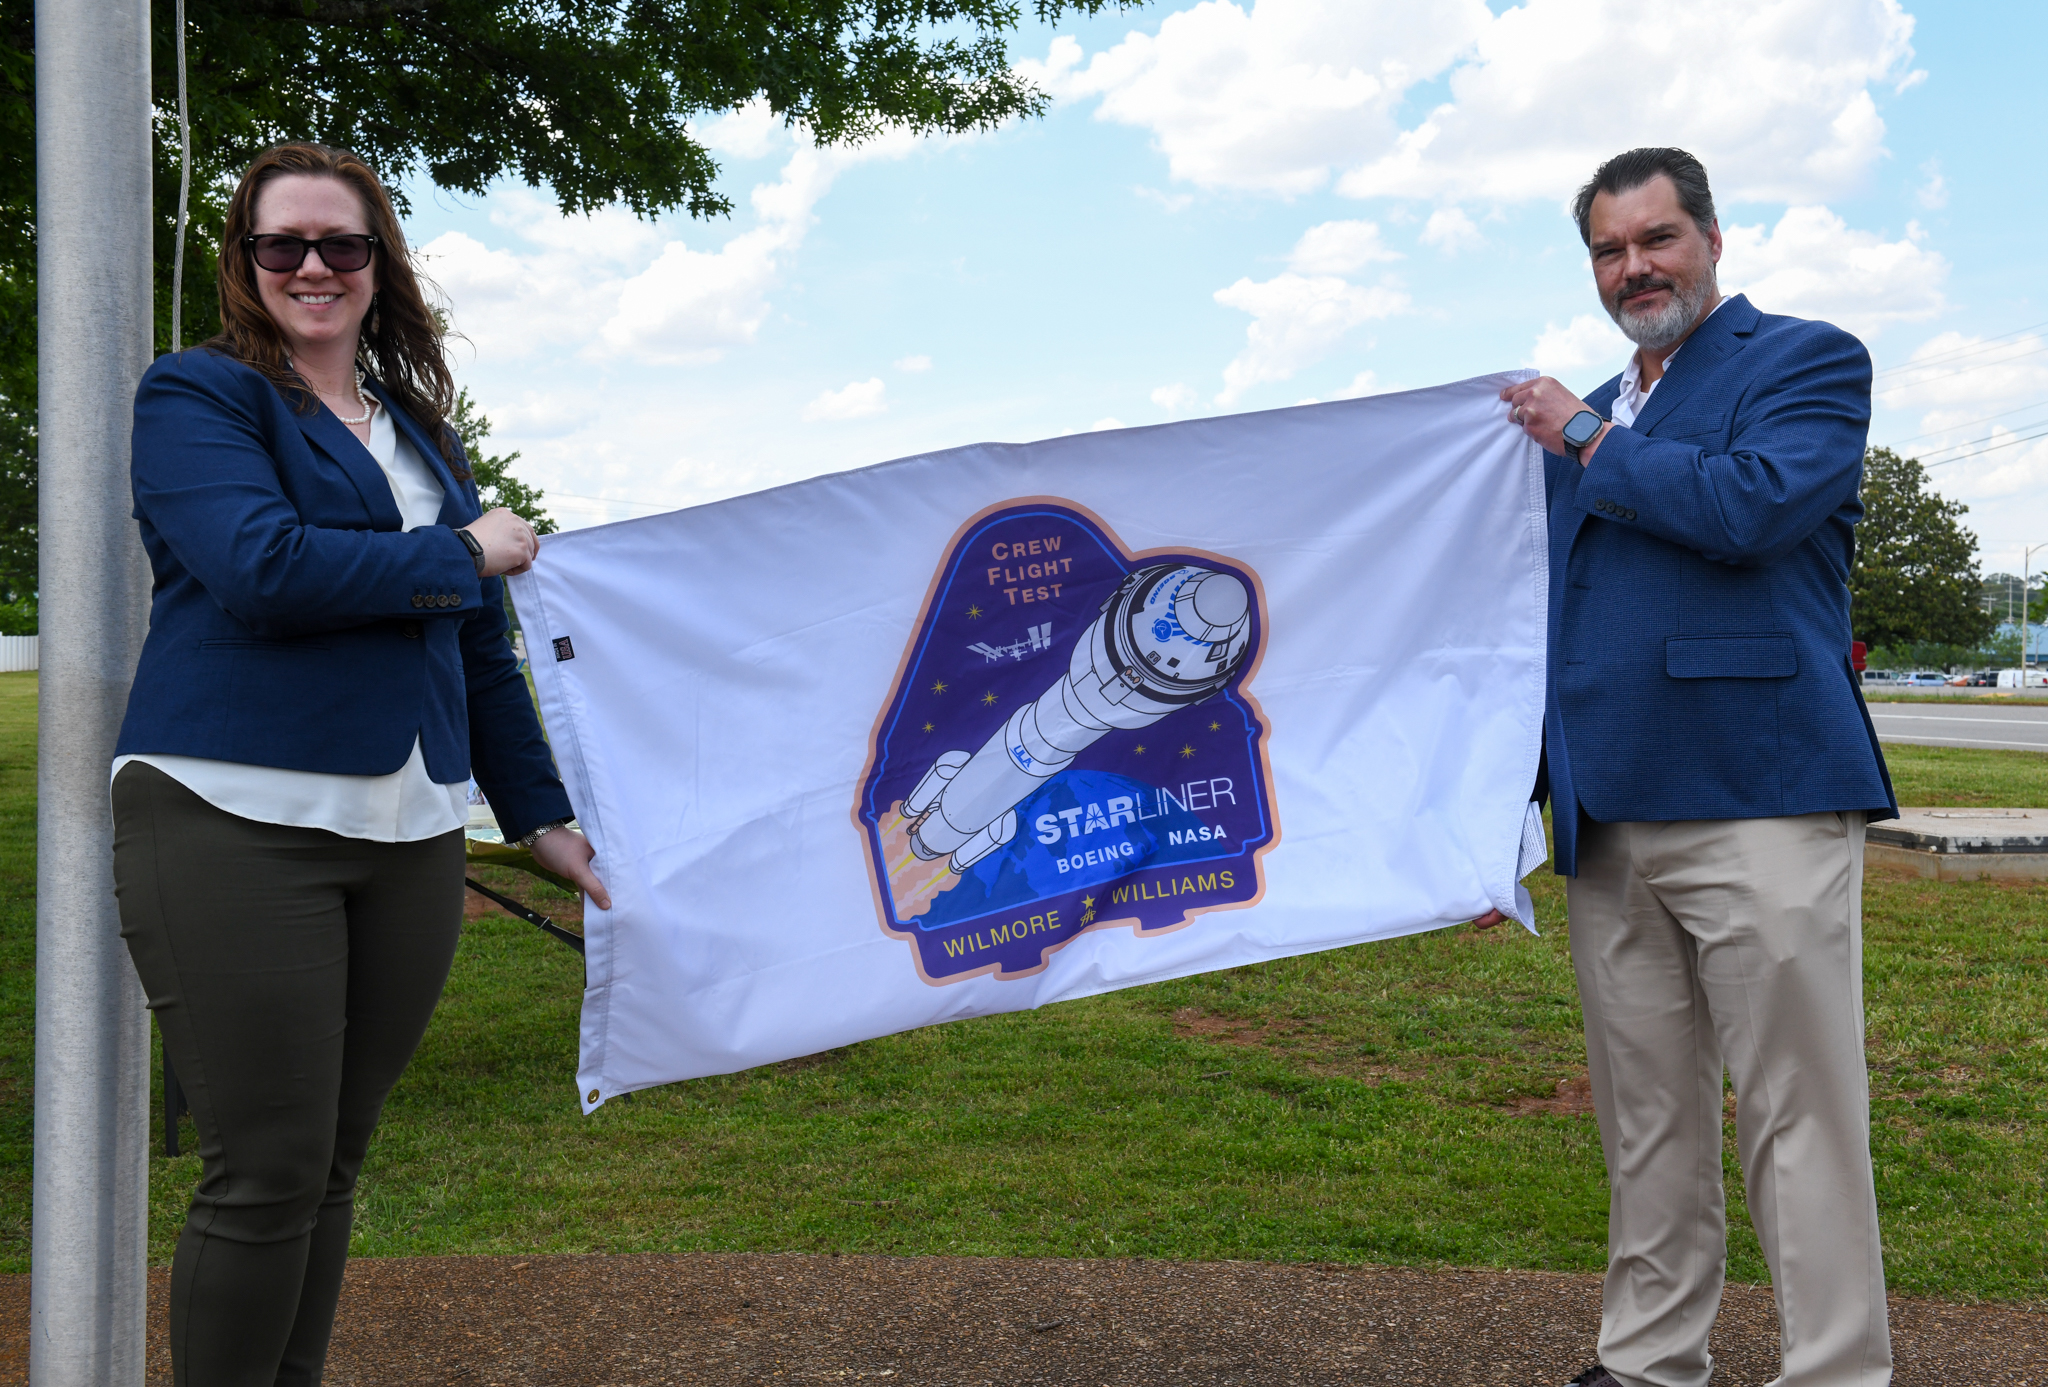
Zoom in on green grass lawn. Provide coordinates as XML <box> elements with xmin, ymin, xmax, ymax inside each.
<box><xmin>2</xmin><ymin>671</ymin><xmax>2043</xmax><ymax>1303</ymax></box>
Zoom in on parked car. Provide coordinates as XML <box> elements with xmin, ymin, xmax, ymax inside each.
<box><xmin>1861</xmin><ymin>668</ymin><xmax>1899</xmax><ymax>684</ymax></box>
<box><xmin>1903</xmin><ymin>671</ymin><xmax>1948</xmax><ymax>686</ymax></box>
<box><xmin>1961</xmin><ymin>670</ymin><xmax>1998</xmax><ymax>687</ymax></box>
<box><xmin>1997</xmin><ymin>668</ymin><xmax>2048</xmax><ymax>689</ymax></box>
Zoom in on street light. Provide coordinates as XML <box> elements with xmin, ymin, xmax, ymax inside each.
<box><xmin>2022</xmin><ymin>542</ymin><xmax>2048</xmax><ymax>671</ymax></box>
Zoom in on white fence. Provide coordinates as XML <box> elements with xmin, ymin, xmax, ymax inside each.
<box><xmin>0</xmin><ymin>635</ymin><xmax>38</xmax><ymax>672</ymax></box>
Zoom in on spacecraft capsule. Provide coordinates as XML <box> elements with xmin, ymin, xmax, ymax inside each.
<box><xmin>906</xmin><ymin>562</ymin><xmax>1256</xmax><ymax>873</ymax></box>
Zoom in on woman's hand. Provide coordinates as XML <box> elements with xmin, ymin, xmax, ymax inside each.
<box><xmin>461</xmin><ymin>507</ymin><xmax>539</xmax><ymax>578</ymax></box>
<box><xmin>531</xmin><ymin>827</ymin><xmax>612</xmax><ymax>911</ymax></box>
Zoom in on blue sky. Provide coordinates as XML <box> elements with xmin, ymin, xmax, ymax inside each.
<box><xmin>400</xmin><ymin>0</ymin><xmax>2048</xmax><ymax>582</ymax></box>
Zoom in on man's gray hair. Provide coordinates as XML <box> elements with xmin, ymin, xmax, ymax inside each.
<box><xmin>1572</xmin><ymin>148</ymin><xmax>1716</xmax><ymax>247</ymax></box>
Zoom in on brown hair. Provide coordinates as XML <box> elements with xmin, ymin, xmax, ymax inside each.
<box><xmin>207</xmin><ymin>142</ymin><xmax>466</xmax><ymax>473</ymax></box>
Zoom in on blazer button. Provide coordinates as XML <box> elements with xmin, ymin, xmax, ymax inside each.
<box><xmin>401</xmin><ymin>621</ymin><xmax>421</xmax><ymax>638</ymax></box>
<box><xmin>1626</xmin><ymin>508</ymin><xmax>1638</xmax><ymax>520</ymax></box>
<box><xmin>411</xmin><ymin>594</ymin><xmax>424</xmax><ymax>608</ymax></box>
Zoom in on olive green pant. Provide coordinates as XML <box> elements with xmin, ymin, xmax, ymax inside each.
<box><xmin>113</xmin><ymin>763</ymin><xmax>465</xmax><ymax>1386</ymax></box>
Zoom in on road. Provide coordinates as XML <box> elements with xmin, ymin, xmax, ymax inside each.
<box><xmin>1867</xmin><ymin>702</ymin><xmax>2048</xmax><ymax>752</ymax></box>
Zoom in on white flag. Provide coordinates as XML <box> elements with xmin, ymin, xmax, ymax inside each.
<box><xmin>510</xmin><ymin>372</ymin><xmax>1548</xmax><ymax>1109</ymax></box>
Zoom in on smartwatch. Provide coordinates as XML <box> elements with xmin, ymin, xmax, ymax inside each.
<box><xmin>454</xmin><ymin>526</ymin><xmax>487</xmax><ymax>574</ymax></box>
<box><xmin>1562</xmin><ymin>409</ymin><xmax>1606</xmax><ymax>463</ymax></box>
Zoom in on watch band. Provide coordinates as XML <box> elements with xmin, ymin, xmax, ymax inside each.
<box><xmin>455</xmin><ymin>526</ymin><xmax>487</xmax><ymax>574</ymax></box>
<box><xmin>515</xmin><ymin>817</ymin><xmax>573</xmax><ymax>849</ymax></box>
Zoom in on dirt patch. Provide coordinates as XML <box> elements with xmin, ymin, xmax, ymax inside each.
<box><xmin>1504</xmin><ymin>1074</ymin><xmax>1597</xmax><ymax>1117</ymax></box>
<box><xmin>1</xmin><ymin>1252</ymin><xmax>2037</xmax><ymax>1386</ymax></box>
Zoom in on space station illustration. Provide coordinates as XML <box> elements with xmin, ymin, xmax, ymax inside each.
<box><xmin>855</xmin><ymin>501</ymin><xmax>1277</xmax><ymax>985</ymax></box>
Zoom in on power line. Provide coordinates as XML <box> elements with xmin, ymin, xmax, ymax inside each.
<box><xmin>1874</xmin><ymin>342</ymin><xmax>2048</xmax><ymax>393</ymax></box>
<box><xmin>1921</xmin><ymin>425</ymin><xmax>2048</xmax><ymax>469</ymax></box>
<box><xmin>1873</xmin><ymin>320</ymin><xmax>2048</xmax><ymax>379</ymax></box>
<box><xmin>1882</xmin><ymin>397</ymin><xmax>2048</xmax><ymax>449</ymax></box>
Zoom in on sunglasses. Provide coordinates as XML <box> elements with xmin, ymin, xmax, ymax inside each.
<box><xmin>244</xmin><ymin>233</ymin><xmax>380</xmax><ymax>274</ymax></box>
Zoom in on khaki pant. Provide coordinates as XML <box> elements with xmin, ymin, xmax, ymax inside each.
<box><xmin>1567</xmin><ymin>813</ymin><xmax>1890</xmax><ymax>1387</ymax></box>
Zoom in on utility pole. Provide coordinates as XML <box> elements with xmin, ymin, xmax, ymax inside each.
<box><xmin>2025</xmin><ymin>543</ymin><xmax>2047</xmax><ymax>673</ymax></box>
<box><xmin>32</xmin><ymin>0</ymin><xmax>156</xmax><ymax>1374</ymax></box>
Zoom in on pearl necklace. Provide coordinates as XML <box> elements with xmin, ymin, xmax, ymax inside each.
<box><xmin>332</xmin><ymin>366</ymin><xmax>374</xmax><ymax>426</ymax></box>
<box><xmin>288</xmin><ymin>357</ymin><xmax>374</xmax><ymax>426</ymax></box>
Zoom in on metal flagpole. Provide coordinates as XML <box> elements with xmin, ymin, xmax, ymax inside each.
<box><xmin>32</xmin><ymin>0</ymin><xmax>157</xmax><ymax>1371</ymax></box>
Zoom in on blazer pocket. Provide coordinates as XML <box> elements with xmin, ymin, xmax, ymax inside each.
<box><xmin>1658</xmin><ymin>413</ymin><xmax>1728</xmax><ymax>441</ymax></box>
<box><xmin>1665</xmin><ymin>633</ymin><xmax>1797</xmax><ymax>679</ymax></box>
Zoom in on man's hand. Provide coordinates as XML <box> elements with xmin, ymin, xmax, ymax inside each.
<box><xmin>1501</xmin><ymin>377</ymin><xmax>1609</xmax><ymax>465</ymax></box>
<box><xmin>531</xmin><ymin>826</ymin><xmax>613</xmax><ymax>911</ymax></box>
<box><xmin>462</xmin><ymin>507</ymin><xmax>540</xmax><ymax>578</ymax></box>
<box><xmin>1469</xmin><ymin>908</ymin><xmax>1509</xmax><ymax>930</ymax></box>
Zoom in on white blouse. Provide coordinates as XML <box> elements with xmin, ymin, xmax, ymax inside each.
<box><xmin>113</xmin><ymin>399</ymin><xmax>471</xmax><ymax>843</ymax></box>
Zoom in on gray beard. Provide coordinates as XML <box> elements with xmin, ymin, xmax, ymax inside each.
<box><xmin>1610</xmin><ymin>272</ymin><xmax>1717</xmax><ymax>352</ymax></box>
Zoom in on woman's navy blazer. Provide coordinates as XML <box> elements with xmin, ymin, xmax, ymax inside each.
<box><xmin>116</xmin><ymin>347</ymin><xmax>574</xmax><ymax>842</ymax></box>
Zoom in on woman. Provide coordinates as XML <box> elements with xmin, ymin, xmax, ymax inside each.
<box><xmin>112</xmin><ymin>142</ymin><xmax>608</xmax><ymax>1384</ymax></box>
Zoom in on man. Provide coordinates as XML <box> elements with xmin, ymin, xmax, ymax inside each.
<box><xmin>1491</xmin><ymin>148</ymin><xmax>1898</xmax><ymax>1387</ymax></box>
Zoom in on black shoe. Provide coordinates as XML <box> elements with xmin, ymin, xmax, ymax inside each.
<box><xmin>1564</xmin><ymin>1368</ymin><xmax>1621</xmax><ymax>1387</ymax></box>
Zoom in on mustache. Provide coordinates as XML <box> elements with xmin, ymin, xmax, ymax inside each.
<box><xmin>1614</xmin><ymin>275</ymin><xmax>1677</xmax><ymax>309</ymax></box>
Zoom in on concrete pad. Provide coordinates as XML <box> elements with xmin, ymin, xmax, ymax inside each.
<box><xmin>1866</xmin><ymin>807</ymin><xmax>2048</xmax><ymax>881</ymax></box>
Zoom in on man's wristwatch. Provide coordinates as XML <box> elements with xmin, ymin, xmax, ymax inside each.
<box><xmin>1562</xmin><ymin>409</ymin><xmax>1606</xmax><ymax>463</ymax></box>
<box><xmin>454</xmin><ymin>526</ymin><xmax>487</xmax><ymax>574</ymax></box>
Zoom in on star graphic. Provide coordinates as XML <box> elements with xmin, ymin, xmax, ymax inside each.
<box><xmin>1134</xmin><ymin>744</ymin><xmax>1147</xmax><ymax>755</ymax></box>
<box><xmin>1082</xmin><ymin>895</ymin><xmax>1095</xmax><ymax>910</ymax></box>
<box><xmin>981</xmin><ymin>691</ymin><xmax>999</xmax><ymax>706</ymax></box>
<box><xmin>966</xmin><ymin>604</ymin><xmax>984</xmax><ymax>619</ymax></box>
<box><xmin>931</xmin><ymin>680</ymin><xmax>948</xmax><ymax>695</ymax></box>
<box><xmin>1208</xmin><ymin>720</ymin><xmax>1221</xmax><ymax>732</ymax></box>
<box><xmin>922</xmin><ymin>721</ymin><xmax>934</xmax><ymax>733</ymax></box>
<box><xmin>1180</xmin><ymin>744</ymin><xmax>1196</xmax><ymax>758</ymax></box>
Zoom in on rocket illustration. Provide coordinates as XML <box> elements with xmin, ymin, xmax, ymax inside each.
<box><xmin>902</xmin><ymin>563</ymin><xmax>1256</xmax><ymax>873</ymax></box>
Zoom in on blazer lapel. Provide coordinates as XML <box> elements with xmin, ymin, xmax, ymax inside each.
<box><xmin>364</xmin><ymin>379</ymin><xmax>477</xmax><ymax>526</ymax></box>
<box><xmin>1629</xmin><ymin>293</ymin><xmax>1759</xmax><ymax>437</ymax></box>
<box><xmin>290</xmin><ymin>395</ymin><xmax>404</xmax><ymax>531</ymax></box>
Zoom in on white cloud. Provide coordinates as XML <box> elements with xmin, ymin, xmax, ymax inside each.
<box><xmin>1718</xmin><ymin>206</ymin><xmax>1947</xmax><ymax>340</ymax></box>
<box><xmin>1334</xmin><ymin>370</ymin><xmax>1383</xmax><ymax>399</ymax></box>
<box><xmin>1916</xmin><ymin>158</ymin><xmax>1947</xmax><ymax>210</ymax></box>
<box><xmin>1151</xmin><ymin>382</ymin><xmax>1200</xmax><ymax>413</ymax></box>
<box><xmin>894</xmin><ymin>354</ymin><xmax>933</xmax><ymax>372</ymax></box>
<box><xmin>1875</xmin><ymin>332</ymin><xmax>2048</xmax><ymax>414</ymax></box>
<box><xmin>802</xmin><ymin>378</ymin><xmax>888</xmax><ymax>422</ymax></box>
<box><xmin>697</xmin><ymin>99</ymin><xmax>787</xmax><ymax>160</ymax></box>
<box><xmin>427</xmin><ymin>134</ymin><xmax>921</xmax><ymax>369</ymax></box>
<box><xmin>1526</xmin><ymin>313</ymin><xmax>1631</xmax><ymax>380</ymax></box>
<box><xmin>1090</xmin><ymin>417</ymin><xmax>1126</xmax><ymax>431</ymax></box>
<box><xmin>1038</xmin><ymin>0</ymin><xmax>1916</xmax><ymax>207</ymax></box>
<box><xmin>1134</xmin><ymin>186</ymin><xmax>1195</xmax><ymax>213</ymax></box>
<box><xmin>1287</xmin><ymin>220</ymin><xmax>1401</xmax><ymax>274</ymax></box>
<box><xmin>1023</xmin><ymin>4</ymin><xmax>1489</xmax><ymax>195</ymax></box>
<box><xmin>1419</xmin><ymin>207</ymin><xmax>1483</xmax><ymax>255</ymax></box>
<box><xmin>1213</xmin><ymin>273</ymin><xmax>1407</xmax><ymax>404</ymax></box>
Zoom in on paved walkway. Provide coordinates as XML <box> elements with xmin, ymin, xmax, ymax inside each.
<box><xmin>4</xmin><ymin>1253</ymin><xmax>2043</xmax><ymax>1385</ymax></box>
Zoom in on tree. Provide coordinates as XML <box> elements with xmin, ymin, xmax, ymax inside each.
<box><xmin>0</xmin><ymin>0</ymin><xmax>1139</xmax><ymax>603</ymax></box>
<box><xmin>1850</xmin><ymin>447</ymin><xmax>1996</xmax><ymax>652</ymax></box>
<box><xmin>454</xmin><ymin>388</ymin><xmax>554</xmax><ymax>535</ymax></box>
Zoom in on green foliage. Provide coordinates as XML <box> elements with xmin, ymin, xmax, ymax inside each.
<box><xmin>453</xmin><ymin>388</ymin><xmax>554</xmax><ymax>535</ymax></box>
<box><xmin>0</xmin><ymin>597</ymin><xmax>31</xmax><ymax>635</ymax></box>
<box><xmin>1851</xmin><ymin>447</ymin><xmax>1996</xmax><ymax>653</ymax></box>
<box><xmin>1863</xmin><ymin>642</ymin><xmax>1987</xmax><ymax>674</ymax></box>
<box><xmin>0</xmin><ymin>0</ymin><xmax>1142</xmax><ymax>597</ymax></box>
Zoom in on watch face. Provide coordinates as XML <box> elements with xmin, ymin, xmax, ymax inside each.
<box><xmin>1564</xmin><ymin>411</ymin><xmax>1602</xmax><ymax>447</ymax></box>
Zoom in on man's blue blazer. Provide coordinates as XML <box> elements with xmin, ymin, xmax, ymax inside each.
<box><xmin>116</xmin><ymin>348</ymin><xmax>574</xmax><ymax>842</ymax></box>
<box><xmin>1542</xmin><ymin>294</ymin><xmax>1895</xmax><ymax>877</ymax></box>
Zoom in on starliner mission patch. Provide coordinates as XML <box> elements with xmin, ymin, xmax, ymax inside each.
<box><xmin>854</xmin><ymin>499</ymin><xmax>1278</xmax><ymax>984</ymax></box>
